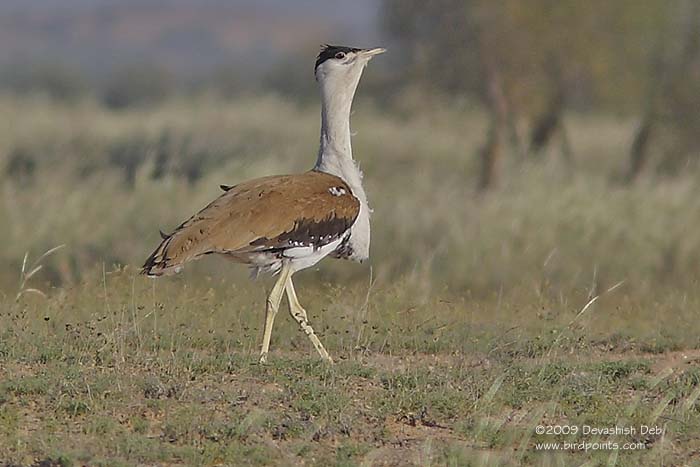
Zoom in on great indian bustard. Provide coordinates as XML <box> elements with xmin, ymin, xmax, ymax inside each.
<box><xmin>141</xmin><ymin>45</ymin><xmax>385</xmax><ymax>364</ymax></box>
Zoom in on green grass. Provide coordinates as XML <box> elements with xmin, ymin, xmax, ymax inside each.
<box><xmin>2</xmin><ymin>268</ymin><xmax>700</xmax><ymax>465</ymax></box>
<box><xmin>1</xmin><ymin>93</ymin><xmax>700</xmax><ymax>465</ymax></box>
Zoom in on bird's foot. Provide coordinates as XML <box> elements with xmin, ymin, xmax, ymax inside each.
<box><xmin>258</xmin><ymin>353</ymin><xmax>269</xmax><ymax>365</ymax></box>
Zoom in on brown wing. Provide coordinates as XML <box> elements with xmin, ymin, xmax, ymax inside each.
<box><xmin>141</xmin><ymin>171</ymin><xmax>360</xmax><ymax>276</ymax></box>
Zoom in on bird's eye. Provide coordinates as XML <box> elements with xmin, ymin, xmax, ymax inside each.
<box><xmin>335</xmin><ymin>52</ymin><xmax>346</xmax><ymax>60</ymax></box>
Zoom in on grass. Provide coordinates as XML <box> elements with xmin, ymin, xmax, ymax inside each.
<box><xmin>1</xmin><ymin>92</ymin><xmax>700</xmax><ymax>465</ymax></box>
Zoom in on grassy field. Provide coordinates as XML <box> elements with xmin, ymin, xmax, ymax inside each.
<box><xmin>2</xmin><ymin>93</ymin><xmax>700</xmax><ymax>465</ymax></box>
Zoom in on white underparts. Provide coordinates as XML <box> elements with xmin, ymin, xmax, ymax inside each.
<box><xmin>248</xmin><ymin>235</ymin><xmax>345</xmax><ymax>276</ymax></box>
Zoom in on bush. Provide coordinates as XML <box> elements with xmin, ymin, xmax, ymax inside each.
<box><xmin>101</xmin><ymin>64</ymin><xmax>175</xmax><ymax>109</ymax></box>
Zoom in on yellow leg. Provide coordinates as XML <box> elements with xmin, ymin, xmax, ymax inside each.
<box><xmin>259</xmin><ymin>262</ymin><xmax>292</xmax><ymax>364</ymax></box>
<box><xmin>285</xmin><ymin>276</ymin><xmax>333</xmax><ymax>363</ymax></box>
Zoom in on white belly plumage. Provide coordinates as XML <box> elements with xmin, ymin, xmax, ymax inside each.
<box><xmin>247</xmin><ymin>235</ymin><xmax>345</xmax><ymax>276</ymax></box>
<box><xmin>282</xmin><ymin>237</ymin><xmax>345</xmax><ymax>272</ymax></box>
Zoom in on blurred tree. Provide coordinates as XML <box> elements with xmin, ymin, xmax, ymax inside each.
<box><xmin>382</xmin><ymin>0</ymin><xmax>682</xmax><ymax>113</ymax></box>
<box><xmin>381</xmin><ymin>0</ymin><xmax>676</xmax><ymax>187</ymax></box>
<box><xmin>627</xmin><ymin>0</ymin><xmax>700</xmax><ymax>180</ymax></box>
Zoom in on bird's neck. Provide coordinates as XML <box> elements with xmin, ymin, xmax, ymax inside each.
<box><xmin>314</xmin><ymin>75</ymin><xmax>366</xmax><ymax>200</ymax></box>
<box><xmin>316</xmin><ymin>78</ymin><xmax>356</xmax><ymax>166</ymax></box>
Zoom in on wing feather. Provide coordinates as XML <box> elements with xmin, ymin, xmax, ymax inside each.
<box><xmin>141</xmin><ymin>171</ymin><xmax>359</xmax><ymax>276</ymax></box>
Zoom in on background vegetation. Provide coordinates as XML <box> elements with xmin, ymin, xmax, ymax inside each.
<box><xmin>1</xmin><ymin>1</ymin><xmax>700</xmax><ymax>465</ymax></box>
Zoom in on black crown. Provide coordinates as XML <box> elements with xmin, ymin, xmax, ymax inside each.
<box><xmin>315</xmin><ymin>45</ymin><xmax>362</xmax><ymax>70</ymax></box>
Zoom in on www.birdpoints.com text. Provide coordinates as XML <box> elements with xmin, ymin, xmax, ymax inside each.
<box><xmin>532</xmin><ymin>424</ymin><xmax>664</xmax><ymax>452</ymax></box>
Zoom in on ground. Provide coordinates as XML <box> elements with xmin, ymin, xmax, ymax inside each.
<box><xmin>1</xmin><ymin>95</ymin><xmax>700</xmax><ymax>465</ymax></box>
<box><xmin>1</xmin><ymin>270</ymin><xmax>700</xmax><ymax>466</ymax></box>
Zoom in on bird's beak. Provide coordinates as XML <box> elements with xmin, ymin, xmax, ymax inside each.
<box><xmin>359</xmin><ymin>47</ymin><xmax>386</xmax><ymax>60</ymax></box>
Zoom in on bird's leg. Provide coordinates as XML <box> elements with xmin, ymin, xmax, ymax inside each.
<box><xmin>285</xmin><ymin>276</ymin><xmax>333</xmax><ymax>364</ymax></box>
<box><xmin>259</xmin><ymin>262</ymin><xmax>292</xmax><ymax>364</ymax></box>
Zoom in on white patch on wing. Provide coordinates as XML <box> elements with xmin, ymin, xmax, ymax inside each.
<box><xmin>329</xmin><ymin>186</ymin><xmax>347</xmax><ymax>196</ymax></box>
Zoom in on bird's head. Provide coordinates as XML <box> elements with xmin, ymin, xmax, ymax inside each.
<box><xmin>314</xmin><ymin>45</ymin><xmax>385</xmax><ymax>92</ymax></box>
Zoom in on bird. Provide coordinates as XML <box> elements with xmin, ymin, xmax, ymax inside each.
<box><xmin>141</xmin><ymin>45</ymin><xmax>385</xmax><ymax>364</ymax></box>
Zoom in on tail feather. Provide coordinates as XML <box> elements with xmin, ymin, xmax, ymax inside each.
<box><xmin>141</xmin><ymin>237</ymin><xmax>172</xmax><ymax>277</ymax></box>
<box><xmin>141</xmin><ymin>231</ymin><xmax>191</xmax><ymax>277</ymax></box>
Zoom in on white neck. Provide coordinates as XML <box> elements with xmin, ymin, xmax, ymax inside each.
<box><xmin>312</xmin><ymin>55</ymin><xmax>373</xmax><ymax>262</ymax></box>
<box><xmin>313</xmin><ymin>68</ymin><xmax>366</xmax><ymax>200</ymax></box>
